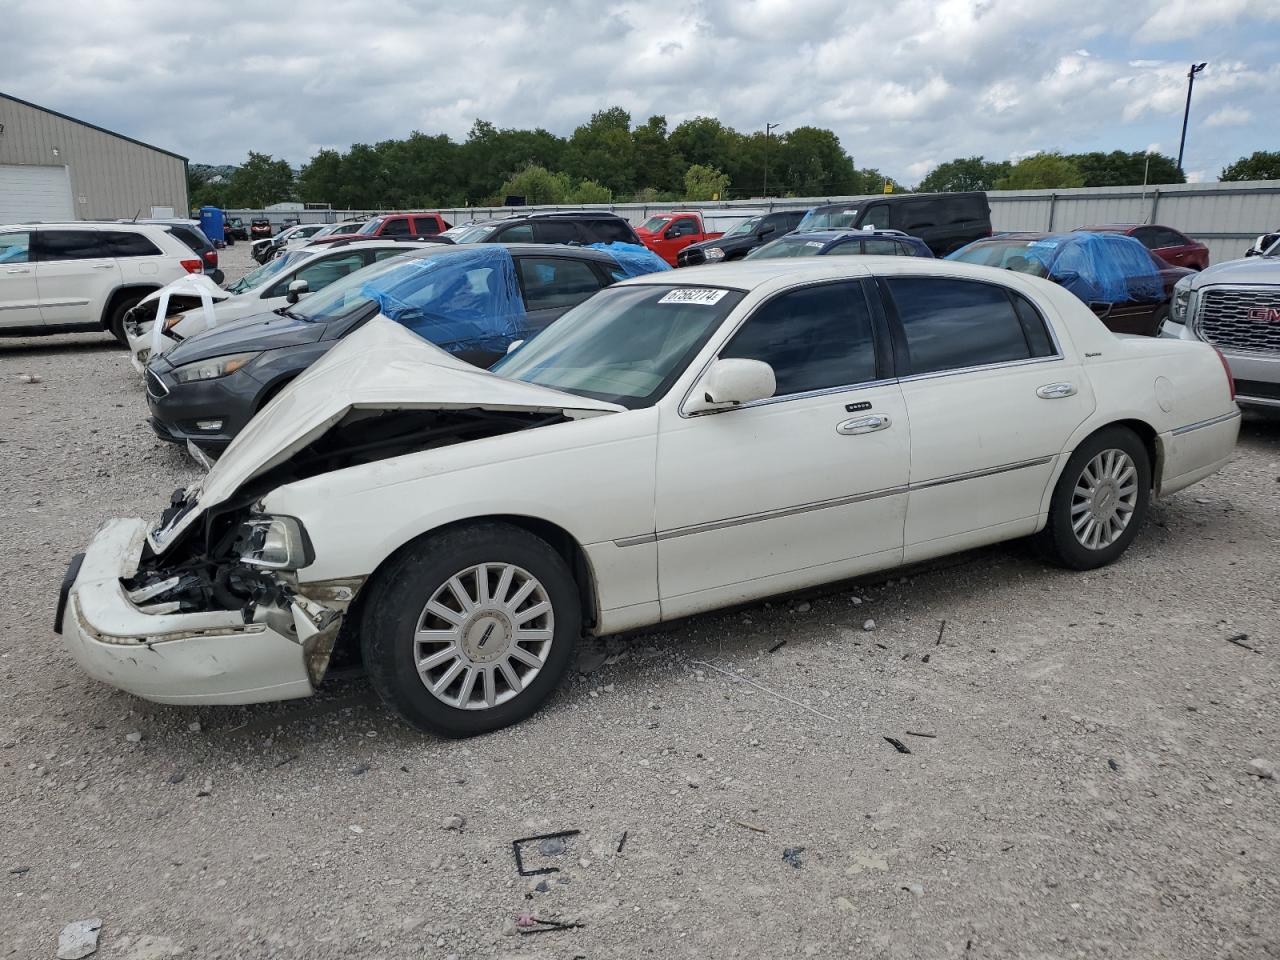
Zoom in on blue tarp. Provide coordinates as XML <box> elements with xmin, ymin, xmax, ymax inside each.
<box><xmin>361</xmin><ymin>246</ymin><xmax>529</xmax><ymax>355</ymax></box>
<box><xmin>589</xmin><ymin>241</ymin><xmax>672</xmax><ymax>278</ymax></box>
<box><xmin>1017</xmin><ymin>233</ymin><xmax>1162</xmax><ymax>303</ymax></box>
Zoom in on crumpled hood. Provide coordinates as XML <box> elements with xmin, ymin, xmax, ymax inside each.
<box><xmin>1191</xmin><ymin>255</ymin><xmax>1280</xmax><ymax>289</ymax></box>
<box><xmin>136</xmin><ymin>273</ymin><xmax>230</xmax><ymax>311</ymax></box>
<box><xmin>159</xmin><ymin>310</ymin><xmax>328</xmax><ymax>368</ymax></box>
<box><xmin>149</xmin><ymin>317</ymin><xmax>623</xmax><ymax>552</ymax></box>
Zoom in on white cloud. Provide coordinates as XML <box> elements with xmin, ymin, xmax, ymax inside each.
<box><xmin>1205</xmin><ymin>106</ymin><xmax>1253</xmax><ymax>126</ymax></box>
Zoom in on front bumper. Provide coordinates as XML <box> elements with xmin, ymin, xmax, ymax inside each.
<box><xmin>1159</xmin><ymin>319</ymin><xmax>1280</xmax><ymax>411</ymax></box>
<box><xmin>56</xmin><ymin>518</ymin><xmax>315</xmax><ymax>705</ymax></box>
<box><xmin>145</xmin><ymin>363</ymin><xmax>260</xmax><ymax>451</ymax></box>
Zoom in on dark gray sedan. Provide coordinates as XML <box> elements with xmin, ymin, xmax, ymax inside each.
<box><xmin>145</xmin><ymin>243</ymin><xmax>665</xmax><ymax>453</ymax></box>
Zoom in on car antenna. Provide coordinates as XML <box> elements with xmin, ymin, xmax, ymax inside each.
<box><xmin>132</xmin><ymin>208</ymin><xmax>141</xmax><ymax>222</ymax></box>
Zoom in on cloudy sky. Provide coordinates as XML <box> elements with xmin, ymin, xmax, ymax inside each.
<box><xmin>2</xmin><ymin>0</ymin><xmax>1276</xmax><ymax>184</ymax></box>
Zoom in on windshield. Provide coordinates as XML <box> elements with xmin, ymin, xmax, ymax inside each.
<box><xmin>489</xmin><ymin>284</ymin><xmax>744</xmax><ymax>408</ymax></box>
<box><xmin>948</xmin><ymin>239</ymin><xmax>1053</xmax><ymax>277</ymax></box>
<box><xmin>443</xmin><ymin>223</ymin><xmax>500</xmax><ymax>244</ymax></box>
<box><xmin>225</xmin><ymin>250</ymin><xmax>307</xmax><ymax>294</ymax></box>
<box><xmin>747</xmin><ymin>237</ymin><xmax>828</xmax><ymax>259</ymax></box>
<box><xmin>289</xmin><ymin>253</ymin><xmax>419</xmax><ymax>323</ymax></box>
<box><xmin>641</xmin><ymin>216</ymin><xmax>672</xmax><ymax>232</ymax></box>
<box><xmin>1266</xmin><ymin>234</ymin><xmax>1280</xmax><ymax>257</ymax></box>
<box><xmin>357</xmin><ymin>218</ymin><xmax>385</xmax><ymax>236</ymax></box>
<box><xmin>722</xmin><ymin>216</ymin><xmax>763</xmax><ymax>238</ymax></box>
<box><xmin>797</xmin><ymin>207</ymin><xmax>859</xmax><ymax>231</ymax></box>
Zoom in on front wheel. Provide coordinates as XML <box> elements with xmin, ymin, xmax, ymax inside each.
<box><xmin>360</xmin><ymin>523</ymin><xmax>581</xmax><ymax>737</ymax></box>
<box><xmin>107</xmin><ymin>293</ymin><xmax>146</xmax><ymax>345</ymax></box>
<box><xmin>1035</xmin><ymin>427</ymin><xmax>1151</xmax><ymax>570</ymax></box>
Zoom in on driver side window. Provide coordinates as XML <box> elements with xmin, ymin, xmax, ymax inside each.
<box><xmin>860</xmin><ymin>206</ymin><xmax>890</xmax><ymax>229</ymax></box>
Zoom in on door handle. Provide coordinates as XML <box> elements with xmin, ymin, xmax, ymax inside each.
<box><xmin>5</xmin><ymin>267</ymin><xmax>31</xmax><ymax>274</ymax></box>
<box><xmin>92</xmin><ymin>263</ymin><xmax>115</xmax><ymax>270</ymax></box>
<box><xmin>836</xmin><ymin>414</ymin><xmax>891</xmax><ymax>436</ymax></box>
<box><xmin>1037</xmin><ymin>382</ymin><xmax>1077</xmax><ymax>399</ymax></box>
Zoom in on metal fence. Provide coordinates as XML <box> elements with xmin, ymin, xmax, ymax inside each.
<box><xmin>230</xmin><ymin>179</ymin><xmax>1280</xmax><ymax>266</ymax></box>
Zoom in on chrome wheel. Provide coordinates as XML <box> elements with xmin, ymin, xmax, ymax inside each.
<box><xmin>1071</xmin><ymin>448</ymin><xmax>1139</xmax><ymax>550</ymax></box>
<box><xmin>413</xmin><ymin>563</ymin><xmax>555</xmax><ymax>711</ymax></box>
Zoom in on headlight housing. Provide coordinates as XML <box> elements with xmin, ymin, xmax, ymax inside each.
<box><xmin>234</xmin><ymin>515</ymin><xmax>313</xmax><ymax>570</ymax></box>
<box><xmin>704</xmin><ymin>247</ymin><xmax>726</xmax><ymax>261</ymax></box>
<box><xmin>172</xmin><ymin>351</ymin><xmax>260</xmax><ymax>383</ymax></box>
<box><xmin>164</xmin><ymin>309</ymin><xmax>198</xmax><ymax>333</ymax></box>
<box><xmin>1170</xmin><ymin>275</ymin><xmax>1194</xmax><ymax>325</ymax></box>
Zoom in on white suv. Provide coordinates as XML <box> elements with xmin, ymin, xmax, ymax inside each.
<box><xmin>0</xmin><ymin>223</ymin><xmax>203</xmax><ymax>343</ymax></box>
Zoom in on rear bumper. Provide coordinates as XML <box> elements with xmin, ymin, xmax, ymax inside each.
<box><xmin>1159</xmin><ymin>409</ymin><xmax>1242</xmax><ymax>497</ymax></box>
<box><xmin>57</xmin><ymin>519</ymin><xmax>314</xmax><ymax>705</ymax></box>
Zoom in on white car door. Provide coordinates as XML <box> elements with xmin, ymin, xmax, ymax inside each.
<box><xmin>654</xmin><ymin>279</ymin><xmax>910</xmax><ymax>619</ymax></box>
<box><xmin>0</xmin><ymin>230</ymin><xmax>41</xmax><ymax>329</ymax></box>
<box><xmin>33</xmin><ymin>227</ymin><xmax>121</xmax><ymax>327</ymax></box>
<box><xmin>878</xmin><ymin>275</ymin><xmax>1096</xmax><ymax>561</ymax></box>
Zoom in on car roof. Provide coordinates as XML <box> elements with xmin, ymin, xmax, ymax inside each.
<box><xmin>781</xmin><ymin>229</ymin><xmax>912</xmax><ymax>242</ymax></box>
<box><xmin>2</xmin><ymin>221</ymin><xmax>172</xmax><ymax>235</ymax></box>
<box><xmin>359</xmin><ymin>242</ymin><xmax>620</xmax><ymax>264</ymax></box>
<box><xmin>1076</xmin><ymin>224</ymin><xmax>1140</xmax><ymax>232</ymax></box>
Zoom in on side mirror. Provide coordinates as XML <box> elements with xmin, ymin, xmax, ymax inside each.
<box><xmin>684</xmin><ymin>359</ymin><xmax>776</xmax><ymax>414</ymax></box>
<box><xmin>286</xmin><ymin>279</ymin><xmax>309</xmax><ymax>304</ymax></box>
<box><xmin>756</xmin><ymin>225</ymin><xmax>776</xmax><ymax>240</ymax></box>
<box><xmin>506</xmin><ymin>339</ymin><xmax>525</xmax><ymax>355</ymax></box>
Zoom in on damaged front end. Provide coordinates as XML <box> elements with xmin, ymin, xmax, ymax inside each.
<box><xmin>126</xmin><ymin>276</ymin><xmax>225</xmax><ymax>368</ymax></box>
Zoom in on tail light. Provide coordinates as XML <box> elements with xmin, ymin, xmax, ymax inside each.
<box><xmin>203</xmin><ymin>249</ymin><xmax>218</xmax><ymax>266</ymax></box>
<box><xmin>1212</xmin><ymin>347</ymin><xmax>1236</xmax><ymax>401</ymax></box>
<box><xmin>180</xmin><ymin>259</ymin><xmax>203</xmax><ymax>274</ymax></box>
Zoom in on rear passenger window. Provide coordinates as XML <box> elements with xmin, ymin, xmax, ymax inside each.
<box><xmin>412</xmin><ymin>217</ymin><xmax>440</xmax><ymax>235</ymax></box>
<box><xmin>496</xmin><ymin>223</ymin><xmax>535</xmax><ymax>242</ymax></box>
<box><xmin>826</xmin><ymin>240</ymin><xmax>864</xmax><ymax>256</ymax></box>
<box><xmin>720</xmin><ymin>281</ymin><xmax>877</xmax><ymax>396</ymax></box>
<box><xmin>589</xmin><ymin>219</ymin><xmax>635</xmax><ymax>244</ymax></box>
<box><xmin>105</xmin><ymin>231</ymin><xmax>162</xmax><ymax>257</ymax></box>
<box><xmin>381</xmin><ymin>218</ymin><xmax>411</xmax><ymax>237</ymax></box>
<box><xmin>517</xmin><ymin>257</ymin><xmax>605</xmax><ymax>310</ymax></box>
<box><xmin>887</xmin><ymin>277</ymin><xmax>1055</xmax><ymax>375</ymax></box>
<box><xmin>36</xmin><ymin>230</ymin><xmax>113</xmax><ymax>261</ymax></box>
<box><xmin>862</xmin><ymin>239</ymin><xmax>900</xmax><ymax>255</ymax></box>
<box><xmin>860</xmin><ymin>207</ymin><xmax>890</xmax><ymax>229</ymax></box>
<box><xmin>533</xmin><ymin>221</ymin><xmax>582</xmax><ymax>245</ymax></box>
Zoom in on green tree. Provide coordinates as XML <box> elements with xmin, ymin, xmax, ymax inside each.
<box><xmin>187</xmin><ymin>166</ymin><xmax>231</xmax><ymax>208</ymax></box>
<box><xmin>567</xmin><ymin>178</ymin><xmax>613</xmax><ymax>203</ymax></box>
<box><xmin>669</xmin><ymin>117</ymin><xmax>737</xmax><ymax>172</ymax></box>
<box><xmin>994</xmin><ymin>153</ymin><xmax>1085</xmax><ymax>190</ymax></box>
<box><xmin>1220</xmin><ymin>151</ymin><xmax>1280</xmax><ymax>181</ymax></box>
<box><xmin>225</xmin><ymin>151</ymin><xmax>295</xmax><ymax>207</ymax></box>
<box><xmin>916</xmin><ymin>156</ymin><xmax>1011</xmax><ymax>192</ymax></box>
<box><xmin>497</xmin><ymin>165</ymin><xmax>571</xmax><ymax>204</ymax></box>
<box><xmin>777</xmin><ymin>126</ymin><xmax>859</xmax><ymax>196</ymax></box>
<box><xmin>632</xmin><ymin>115</ymin><xmax>684</xmax><ymax>194</ymax></box>
<box><xmin>1068</xmin><ymin>150</ymin><xmax>1184</xmax><ymax>187</ymax></box>
<box><xmin>297</xmin><ymin>149</ymin><xmax>345</xmax><ymax>205</ymax></box>
<box><xmin>684</xmin><ymin>164</ymin><xmax>731</xmax><ymax>201</ymax></box>
<box><xmin>851</xmin><ymin>168</ymin><xmax>907</xmax><ymax>195</ymax></box>
<box><xmin>564</xmin><ymin>107</ymin><xmax>636</xmax><ymax>195</ymax></box>
<box><xmin>460</xmin><ymin>120</ymin><xmax>568</xmax><ymax>203</ymax></box>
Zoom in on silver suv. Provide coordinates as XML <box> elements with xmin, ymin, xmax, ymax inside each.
<box><xmin>1162</xmin><ymin>236</ymin><xmax>1280</xmax><ymax>412</ymax></box>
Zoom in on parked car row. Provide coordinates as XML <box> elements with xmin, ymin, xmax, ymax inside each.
<box><xmin>54</xmin><ymin>246</ymin><xmax>1242</xmax><ymax>737</ymax></box>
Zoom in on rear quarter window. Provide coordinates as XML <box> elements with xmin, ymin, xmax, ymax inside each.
<box><xmin>105</xmin><ymin>231</ymin><xmax>162</xmax><ymax>257</ymax></box>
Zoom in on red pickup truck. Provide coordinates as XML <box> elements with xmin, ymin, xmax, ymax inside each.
<box><xmin>308</xmin><ymin>212</ymin><xmax>452</xmax><ymax>248</ymax></box>
<box><xmin>634</xmin><ymin>210</ymin><xmax>759</xmax><ymax>266</ymax></box>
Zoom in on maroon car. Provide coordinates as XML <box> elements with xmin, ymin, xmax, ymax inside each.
<box><xmin>1077</xmin><ymin>223</ymin><xmax>1209</xmax><ymax>271</ymax></box>
<box><xmin>307</xmin><ymin>212</ymin><xmax>451</xmax><ymax>248</ymax></box>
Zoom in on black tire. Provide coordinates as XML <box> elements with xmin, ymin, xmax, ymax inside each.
<box><xmin>1035</xmin><ymin>426</ymin><xmax>1151</xmax><ymax>570</ymax></box>
<box><xmin>1150</xmin><ymin>304</ymin><xmax>1169</xmax><ymax>336</ymax></box>
<box><xmin>107</xmin><ymin>293</ymin><xmax>147</xmax><ymax>346</ymax></box>
<box><xmin>360</xmin><ymin>522</ymin><xmax>581</xmax><ymax>737</ymax></box>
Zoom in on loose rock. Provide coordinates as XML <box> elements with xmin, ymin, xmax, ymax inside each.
<box><xmin>442</xmin><ymin>814</ymin><xmax>466</xmax><ymax>832</ymax></box>
<box><xmin>125</xmin><ymin>732</ymin><xmax>143</xmax><ymax>743</ymax></box>
<box><xmin>57</xmin><ymin>918</ymin><xmax>102</xmax><ymax>960</ymax></box>
<box><xmin>862</xmin><ymin>619</ymin><xmax>877</xmax><ymax>631</ymax></box>
<box><xmin>1246</xmin><ymin>758</ymin><xmax>1276</xmax><ymax>780</ymax></box>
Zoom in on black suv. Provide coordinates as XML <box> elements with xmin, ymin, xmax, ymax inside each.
<box><xmin>677</xmin><ymin>210</ymin><xmax>806</xmax><ymax>266</ymax></box>
<box><xmin>795</xmin><ymin>192</ymin><xmax>991</xmax><ymax>257</ymax></box>
<box><xmin>443</xmin><ymin>211</ymin><xmax>642</xmax><ymax>246</ymax></box>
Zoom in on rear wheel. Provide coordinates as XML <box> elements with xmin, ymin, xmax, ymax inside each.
<box><xmin>360</xmin><ymin>523</ymin><xmax>581</xmax><ymax>737</ymax></box>
<box><xmin>106</xmin><ymin>292</ymin><xmax>147</xmax><ymax>346</ymax></box>
<box><xmin>1035</xmin><ymin>427</ymin><xmax>1151</xmax><ymax>570</ymax></box>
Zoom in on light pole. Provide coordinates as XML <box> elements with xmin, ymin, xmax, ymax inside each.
<box><xmin>762</xmin><ymin>123</ymin><xmax>779</xmax><ymax>197</ymax></box>
<box><xmin>1176</xmin><ymin>62</ymin><xmax>1207</xmax><ymax>174</ymax></box>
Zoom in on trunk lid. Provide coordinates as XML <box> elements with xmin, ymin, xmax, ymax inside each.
<box><xmin>149</xmin><ymin>317</ymin><xmax>623</xmax><ymax>551</ymax></box>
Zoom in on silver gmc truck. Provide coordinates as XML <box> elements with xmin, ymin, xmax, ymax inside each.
<box><xmin>1161</xmin><ymin>236</ymin><xmax>1280</xmax><ymax>412</ymax></box>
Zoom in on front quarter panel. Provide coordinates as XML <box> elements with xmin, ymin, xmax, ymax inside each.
<box><xmin>261</xmin><ymin>406</ymin><xmax>661</xmax><ymax>623</ymax></box>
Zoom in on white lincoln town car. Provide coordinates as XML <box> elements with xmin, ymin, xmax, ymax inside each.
<box><xmin>56</xmin><ymin>258</ymin><xmax>1240</xmax><ymax>737</ymax></box>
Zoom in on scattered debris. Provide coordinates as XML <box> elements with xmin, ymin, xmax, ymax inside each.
<box><xmin>1247</xmin><ymin>758</ymin><xmax>1276</xmax><ymax>780</ymax></box>
<box><xmin>904</xmin><ymin>731</ymin><xmax>937</xmax><ymax>739</ymax></box>
<box><xmin>9</xmin><ymin>866</ymin><xmax>30</xmax><ymax>875</ymax></box>
<box><xmin>863</xmin><ymin>619</ymin><xmax>877</xmax><ymax>631</ymax></box>
<box><xmin>16</xmin><ymin>373</ymin><xmax>42</xmax><ymax>385</ymax></box>
<box><xmin>533</xmin><ymin>879</ymin><xmax>551</xmax><ymax>893</ymax></box>
<box><xmin>690</xmin><ymin>660</ymin><xmax>837</xmax><ymax>722</ymax></box>
<box><xmin>850</xmin><ymin>596</ymin><xmax>863</xmax><ymax>606</ymax></box>
<box><xmin>767</xmin><ymin>639</ymin><xmax>787</xmax><ymax>653</ymax></box>
<box><xmin>348</xmin><ymin>824</ymin><xmax>363</xmax><ymax>834</ymax></box>
<box><xmin>166</xmin><ymin>770</ymin><xmax>185</xmax><ymax>784</ymax></box>
<box><xmin>936</xmin><ymin>620</ymin><xmax>946</xmax><ymax>646</ymax></box>
<box><xmin>539</xmin><ymin>836</ymin><xmax>567</xmax><ymax>856</ymax></box>
<box><xmin>576</xmin><ymin>646</ymin><xmax>609</xmax><ymax>675</ymax></box>
<box><xmin>442</xmin><ymin>814</ymin><xmax>466</xmax><ymax>832</ymax></box>
<box><xmin>874</xmin><ymin>643</ymin><xmax>889</xmax><ymax>650</ymax></box>
<box><xmin>733</xmin><ymin>820</ymin><xmax>768</xmax><ymax>834</ymax></box>
<box><xmin>186</xmin><ymin>721</ymin><xmax>201</xmax><ymax>733</ymax></box>
<box><xmin>125</xmin><ymin>732</ymin><xmax>143</xmax><ymax>743</ymax></box>
<box><xmin>782</xmin><ymin>846</ymin><xmax>805</xmax><ymax>869</ymax></box>
<box><xmin>196</xmin><ymin>777</ymin><xmax>213</xmax><ymax>797</ymax></box>
<box><xmin>56</xmin><ymin>918</ymin><xmax>102</xmax><ymax>960</ymax></box>
<box><xmin>513</xmin><ymin>829</ymin><xmax>581</xmax><ymax>876</ymax></box>
<box><xmin>273</xmin><ymin>754</ymin><xmax>297</xmax><ymax>768</ymax></box>
<box><xmin>884</xmin><ymin>737</ymin><xmax>912</xmax><ymax>754</ymax></box>
<box><xmin>1226</xmin><ymin>633</ymin><xmax>1259</xmax><ymax>653</ymax></box>
<box><xmin>902</xmin><ymin>882</ymin><xmax>925</xmax><ymax>899</ymax></box>
<box><xmin>1107</xmin><ymin>758</ymin><xmax>1119</xmax><ymax>772</ymax></box>
<box><xmin>793</xmin><ymin>601</ymin><xmax>811</xmax><ymax>613</ymax></box>
<box><xmin>517</xmin><ymin>915</ymin><xmax>584</xmax><ymax>935</ymax></box>
<box><xmin>350</xmin><ymin>763</ymin><xmax>370</xmax><ymax>776</ymax></box>
<box><xmin>921</xmin><ymin>653</ymin><xmax>931</xmax><ymax>663</ymax></box>
<box><xmin>616</xmin><ymin>830</ymin><xmax>628</xmax><ymax>854</ymax></box>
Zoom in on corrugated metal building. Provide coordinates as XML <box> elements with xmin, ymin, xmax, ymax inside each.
<box><xmin>0</xmin><ymin>92</ymin><xmax>188</xmax><ymax>223</ymax></box>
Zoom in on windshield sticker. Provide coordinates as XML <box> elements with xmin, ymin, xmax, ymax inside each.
<box><xmin>658</xmin><ymin>288</ymin><xmax>729</xmax><ymax>305</ymax></box>
<box><xmin>1030</xmin><ymin>239</ymin><xmax>1060</xmax><ymax>250</ymax></box>
<box><xmin>805</xmin><ymin>241</ymin><xmax>825</xmax><ymax>248</ymax></box>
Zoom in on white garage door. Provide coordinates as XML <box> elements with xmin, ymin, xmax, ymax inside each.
<box><xmin>0</xmin><ymin>164</ymin><xmax>74</xmax><ymax>224</ymax></box>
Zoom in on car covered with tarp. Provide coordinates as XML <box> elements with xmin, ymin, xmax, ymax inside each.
<box><xmin>947</xmin><ymin>230</ymin><xmax>1191</xmax><ymax>336</ymax></box>
<box><xmin>142</xmin><ymin>243</ymin><xmax>669</xmax><ymax>454</ymax></box>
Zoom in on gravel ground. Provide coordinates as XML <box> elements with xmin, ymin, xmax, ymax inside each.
<box><xmin>2</xmin><ymin>241</ymin><xmax>1278</xmax><ymax>959</ymax></box>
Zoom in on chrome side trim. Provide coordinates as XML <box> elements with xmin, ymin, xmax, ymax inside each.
<box><xmin>612</xmin><ymin>455</ymin><xmax>1056</xmax><ymax>547</ymax></box>
<box><xmin>1170</xmin><ymin>409</ymin><xmax>1242</xmax><ymax>436</ymax></box>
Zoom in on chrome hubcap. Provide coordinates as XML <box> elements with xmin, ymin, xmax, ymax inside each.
<box><xmin>414</xmin><ymin>563</ymin><xmax>554</xmax><ymax>710</ymax></box>
<box><xmin>1071</xmin><ymin>449</ymin><xmax>1138</xmax><ymax>550</ymax></box>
